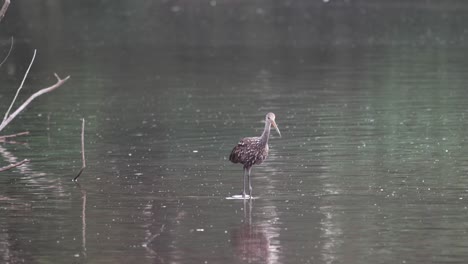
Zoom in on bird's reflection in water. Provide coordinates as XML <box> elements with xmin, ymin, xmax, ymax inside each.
<box><xmin>231</xmin><ymin>200</ymin><xmax>274</xmax><ymax>264</ymax></box>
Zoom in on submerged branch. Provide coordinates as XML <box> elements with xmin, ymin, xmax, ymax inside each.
<box><xmin>0</xmin><ymin>0</ymin><xmax>10</xmax><ymax>22</ymax></box>
<box><xmin>0</xmin><ymin>158</ymin><xmax>29</xmax><ymax>172</ymax></box>
<box><xmin>73</xmin><ymin>118</ymin><xmax>86</xmax><ymax>181</ymax></box>
<box><xmin>0</xmin><ymin>73</ymin><xmax>70</xmax><ymax>132</ymax></box>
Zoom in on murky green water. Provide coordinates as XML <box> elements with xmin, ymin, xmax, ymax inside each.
<box><xmin>2</xmin><ymin>1</ymin><xmax>468</xmax><ymax>263</ymax></box>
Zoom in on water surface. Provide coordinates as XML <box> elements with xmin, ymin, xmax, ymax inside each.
<box><xmin>1</xmin><ymin>1</ymin><xmax>468</xmax><ymax>263</ymax></box>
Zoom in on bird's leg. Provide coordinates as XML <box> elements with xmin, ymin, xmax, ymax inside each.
<box><xmin>247</xmin><ymin>167</ymin><xmax>252</xmax><ymax>199</ymax></box>
<box><xmin>242</xmin><ymin>167</ymin><xmax>247</xmax><ymax>198</ymax></box>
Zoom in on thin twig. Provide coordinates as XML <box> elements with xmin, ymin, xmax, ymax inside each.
<box><xmin>0</xmin><ymin>0</ymin><xmax>10</xmax><ymax>22</ymax></box>
<box><xmin>3</xmin><ymin>49</ymin><xmax>37</xmax><ymax>123</ymax></box>
<box><xmin>0</xmin><ymin>131</ymin><xmax>29</xmax><ymax>143</ymax></box>
<box><xmin>80</xmin><ymin>119</ymin><xmax>86</xmax><ymax>168</ymax></box>
<box><xmin>0</xmin><ymin>159</ymin><xmax>29</xmax><ymax>172</ymax></box>
<box><xmin>0</xmin><ymin>73</ymin><xmax>70</xmax><ymax>132</ymax></box>
<box><xmin>0</xmin><ymin>36</ymin><xmax>13</xmax><ymax>68</ymax></box>
<box><xmin>73</xmin><ymin>118</ymin><xmax>86</xmax><ymax>181</ymax></box>
<box><xmin>0</xmin><ymin>131</ymin><xmax>29</xmax><ymax>140</ymax></box>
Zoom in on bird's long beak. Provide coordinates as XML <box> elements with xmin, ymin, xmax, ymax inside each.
<box><xmin>271</xmin><ymin>120</ymin><xmax>281</xmax><ymax>137</ymax></box>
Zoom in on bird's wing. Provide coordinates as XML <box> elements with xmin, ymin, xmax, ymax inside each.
<box><xmin>230</xmin><ymin>137</ymin><xmax>256</xmax><ymax>164</ymax></box>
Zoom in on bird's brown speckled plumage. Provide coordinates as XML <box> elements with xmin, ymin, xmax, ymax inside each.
<box><xmin>229</xmin><ymin>137</ymin><xmax>269</xmax><ymax>168</ymax></box>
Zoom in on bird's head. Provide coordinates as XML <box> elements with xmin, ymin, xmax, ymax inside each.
<box><xmin>266</xmin><ymin>112</ymin><xmax>281</xmax><ymax>137</ymax></box>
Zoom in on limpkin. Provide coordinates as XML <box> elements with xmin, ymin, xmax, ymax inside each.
<box><xmin>229</xmin><ymin>112</ymin><xmax>281</xmax><ymax>198</ymax></box>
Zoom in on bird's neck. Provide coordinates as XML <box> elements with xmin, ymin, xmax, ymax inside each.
<box><xmin>260</xmin><ymin>121</ymin><xmax>271</xmax><ymax>144</ymax></box>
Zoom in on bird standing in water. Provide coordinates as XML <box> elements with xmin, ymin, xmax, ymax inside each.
<box><xmin>229</xmin><ymin>112</ymin><xmax>281</xmax><ymax>198</ymax></box>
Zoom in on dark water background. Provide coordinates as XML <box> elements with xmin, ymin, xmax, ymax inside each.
<box><xmin>1</xmin><ymin>1</ymin><xmax>468</xmax><ymax>263</ymax></box>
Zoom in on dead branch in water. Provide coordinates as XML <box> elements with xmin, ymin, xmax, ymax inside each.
<box><xmin>0</xmin><ymin>73</ymin><xmax>70</xmax><ymax>132</ymax></box>
<box><xmin>73</xmin><ymin>118</ymin><xmax>86</xmax><ymax>181</ymax></box>
<box><xmin>0</xmin><ymin>158</ymin><xmax>29</xmax><ymax>172</ymax></box>
<box><xmin>0</xmin><ymin>131</ymin><xmax>29</xmax><ymax>144</ymax></box>
<box><xmin>3</xmin><ymin>49</ymin><xmax>36</xmax><ymax>123</ymax></box>
<box><xmin>0</xmin><ymin>0</ymin><xmax>10</xmax><ymax>22</ymax></box>
<box><xmin>0</xmin><ymin>131</ymin><xmax>29</xmax><ymax>141</ymax></box>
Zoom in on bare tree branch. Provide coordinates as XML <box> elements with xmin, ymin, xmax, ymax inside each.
<box><xmin>0</xmin><ymin>158</ymin><xmax>29</xmax><ymax>172</ymax></box>
<box><xmin>0</xmin><ymin>73</ymin><xmax>70</xmax><ymax>132</ymax></box>
<box><xmin>3</xmin><ymin>49</ymin><xmax>36</xmax><ymax>123</ymax></box>
<box><xmin>0</xmin><ymin>36</ymin><xmax>13</xmax><ymax>68</ymax></box>
<box><xmin>73</xmin><ymin>118</ymin><xmax>86</xmax><ymax>181</ymax></box>
<box><xmin>0</xmin><ymin>0</ymin><xmax>10</xmax><ymax>22</ymax></box>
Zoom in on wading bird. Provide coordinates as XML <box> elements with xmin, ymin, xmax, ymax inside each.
<box><xmin>229</xmin><ymin>112</ymin><xmax>281</xmax><ymax>198</ymax></box>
